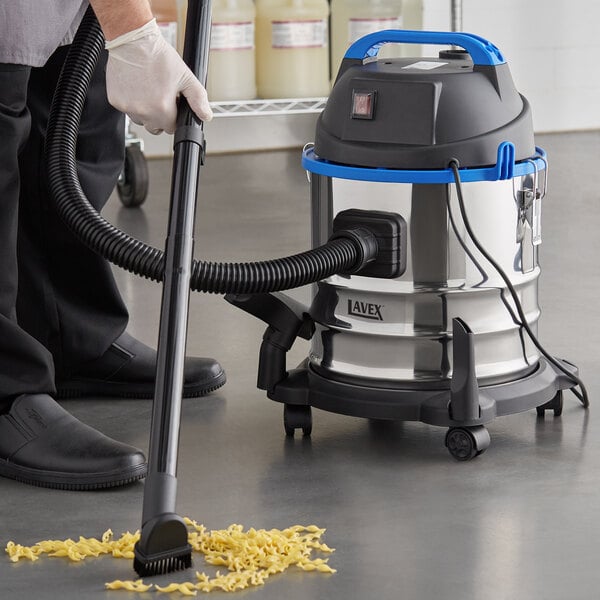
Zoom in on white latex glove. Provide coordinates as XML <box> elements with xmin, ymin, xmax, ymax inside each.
<box><xmin>105</xmin><ymin>19</ymin><xmax>213</xmax><ymax>135</ymax></box>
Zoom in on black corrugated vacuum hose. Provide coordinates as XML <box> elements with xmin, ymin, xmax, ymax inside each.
<box><xmin>45</xmin><ymin>8</ymin><xmax>374</xmax><ymax>295</ymax></box>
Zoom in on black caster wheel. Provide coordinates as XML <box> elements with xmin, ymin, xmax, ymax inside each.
<box><xmin>536</xmin><ymin>391</ymin><xmax>563</xmax><ymax>417</ymax></box>
<box><xmin>445</xmin><ymin>425</ymin><xmax>490</xmax><ymax>461</ymax></box>
<box><xmin>283</xmin><ymin>404</ymin><xmax>312</xmax><ymax>437</ymax></box>
<box><xmin>117</xmin><ymin>145</ymin><xmax>149</xmax><ymax>207</ymax></box>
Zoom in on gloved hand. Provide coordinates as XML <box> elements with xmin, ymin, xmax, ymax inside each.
<box><xmin>105</xmin><ymin>19</ymin><xmax>213</xmax><ymax>135</ymax></box>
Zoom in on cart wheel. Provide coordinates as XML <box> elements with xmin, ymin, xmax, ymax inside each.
<box><xmin>117</xmin><ymin>145</ymin><xmax>149</xmax><ymax>207</ymax></box>
<box><xmin>283</xmin><ymin>404</ymin><xmax>312</xmax><ymax>437</ymax></box>
<box><xmin>536</xmin><ymin>391</ymin><xmax>563</xmax><ymax>417</ymax></box>
<box><xmin>445</xmin><ymin>426</ymin><xmax>490</xmax><ymax>461</ymax></box>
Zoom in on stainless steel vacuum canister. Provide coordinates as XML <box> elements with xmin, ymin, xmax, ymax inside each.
<box><xmin>230</xmin><ymin>29</ymin><xmax>582</xmax><ymax>460</ymax></box>
<box><xmin>304</xmin><ymin>29</ymin><xmax>546</xmax><ymax>386</ymax></box>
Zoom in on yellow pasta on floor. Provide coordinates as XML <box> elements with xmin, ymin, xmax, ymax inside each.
<box><xmin>5</xmin><ymin>518</ymin><xmax>335</xmax><ymax>595</ymax></box>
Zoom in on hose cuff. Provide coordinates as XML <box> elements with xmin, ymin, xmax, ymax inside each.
<box><xmin>329</xmin><ymin>228</ymin><xmax>378</xmax><ymax>274</ymax></box>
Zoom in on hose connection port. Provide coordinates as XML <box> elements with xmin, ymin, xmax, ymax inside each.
<box><xmin>331</xmin><ymin>209</ymin><xmax>407</xmax><ymax>278</ymax></box>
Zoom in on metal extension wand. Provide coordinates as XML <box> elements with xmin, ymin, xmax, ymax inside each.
<box><xmin>134</xmin><ymin>0</ymin><xmax>213</xmax><ymax>577</ymax></box>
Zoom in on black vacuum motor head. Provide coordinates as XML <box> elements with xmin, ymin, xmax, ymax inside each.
<box><xmin>315</xmin><ymin>30</ymin><xmax>536</xmax><ymax>170</ymax></box>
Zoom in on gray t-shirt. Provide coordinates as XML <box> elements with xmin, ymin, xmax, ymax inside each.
<box><xmin>0</xmin><ymin>1</ymin><xmax>89</xmax><ymax>67</ymax></box>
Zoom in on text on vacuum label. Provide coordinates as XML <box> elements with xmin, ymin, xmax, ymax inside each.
<box><xmin>348</xmin><ymin>299</ymin><xmax>384</xmax><ymax>321</ymax></box>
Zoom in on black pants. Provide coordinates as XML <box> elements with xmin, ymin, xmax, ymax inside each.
<box><xmin>0</xmin><ymin>46</ymin><xmax>128</xmax><ymax>403</ymax></box>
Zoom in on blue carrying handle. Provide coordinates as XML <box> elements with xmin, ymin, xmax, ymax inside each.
<box><xmin>344</xmin><ymin>29</ymin><xmax>505</xmax><ymax>66</ymax></box>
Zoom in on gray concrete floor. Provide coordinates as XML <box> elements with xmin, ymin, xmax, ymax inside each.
<box><xmin>2</xmin><ymin>132</ymin><xmax>599</xmax><ymax>599</ymax></box>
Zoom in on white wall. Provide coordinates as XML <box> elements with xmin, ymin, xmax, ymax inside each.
<box><xmin>422</xmin><ymin>0</ymin><xmax>600</xmax><ymax>132</ymax></box>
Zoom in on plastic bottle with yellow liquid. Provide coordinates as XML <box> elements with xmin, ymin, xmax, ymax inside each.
<box><xmin>255</xmin><ymin>0</ymin><xmax>330</xmax><ymax>99</ymax></box>
<box><xmin>152</xmin><ymin>0</ymin><xmax>179</xmax><ymax>50</ymax></box>
<box><xmin>207</xmin><ymin>0</ymin><xmax>257</xmax><ymax>100</ymax></box>
<box><xmin>330</xmin><ymin>0</ymin><xmax>403</xmax><ymax>79</ymax></box>
<box><xmin>175</xmin><ymin>0</ymin><xmax>188</xmax><ymax>54</ymax></box>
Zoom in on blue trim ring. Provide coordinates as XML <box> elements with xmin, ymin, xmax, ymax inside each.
<box><xmin>302</xmin><ymin>143</ymin><xmax>547</xmax><ymax>184</ymax></box>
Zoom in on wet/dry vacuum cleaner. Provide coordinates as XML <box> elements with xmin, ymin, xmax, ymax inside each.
<box><xmin>46</xmin><ymin>9</ymin><xmax>589</xmax><ymax>577</ymax></box>
<box><xmin>227</xmin><ymin>29</ymin><xmax>588</xmax><ymax>461</ymax></box>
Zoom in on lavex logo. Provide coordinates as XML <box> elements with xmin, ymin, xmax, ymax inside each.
<box><xmin>347</xmin><ymin>299</ymin><xmax>384</xmax><ymax>321</ymax></box>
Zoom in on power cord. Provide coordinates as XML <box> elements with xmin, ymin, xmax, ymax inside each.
<box><xmin>448</xmin><ymin>160</ymin><xmax>589</xmax><ymax>408</ymax></box>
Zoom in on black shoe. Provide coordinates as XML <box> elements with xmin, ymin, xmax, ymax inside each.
<box><xmin>0</xmin><ymin>394</ymin><xmax>147</xmax><ymax>490</ymax></box>
<box><xmin>55</xmin><ymin>332</ymin><xmax>226</xmax><ymax>399</ymax></box>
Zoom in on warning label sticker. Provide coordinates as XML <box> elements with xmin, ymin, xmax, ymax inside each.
<box><xmin>211</xmin><ymin>22</ymin><xmax>254</xmax><ymax>51</ymax></box>
<box><xmin>401</xmin><ymin>61</ymin><xmax>448</xmax><ymax>70</ymax></box>
<box><xmin>272</xmin><ymin>20</ymin><xmax>328</xmax><ymax>49</ymax></box>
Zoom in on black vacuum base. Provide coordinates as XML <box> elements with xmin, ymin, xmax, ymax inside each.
<box><xmin>268</xmin><ymin>357</ymin><xmax>579</xmax><ymax>460</ymax></box>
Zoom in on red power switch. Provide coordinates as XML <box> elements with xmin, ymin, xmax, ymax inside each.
<box><xmin>351</xmin><ymin>90</ymin><xmax>376</xmax><ymax>119</ymax></box>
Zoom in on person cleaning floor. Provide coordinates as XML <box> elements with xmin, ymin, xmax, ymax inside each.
<box><xmin>0</xmin><ymin>0</ymin><xmax>224</xmax><ymax>490</ymax></box>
